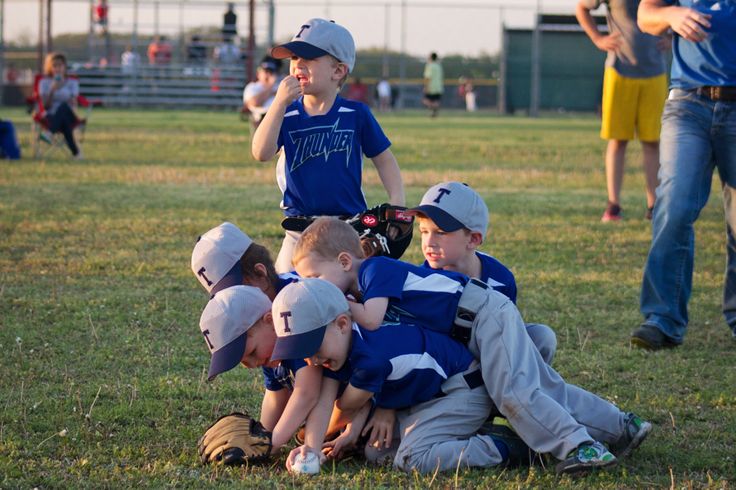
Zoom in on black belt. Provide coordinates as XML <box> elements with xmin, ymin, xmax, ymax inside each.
<box><xmin>435</xmin><ymin>369</ymin><xmax>484</xmax><ymax>398</ymax></box>
<box><xmin>451</xmin><ymin>278</ymin><xmax>489</xmax><ymax>344</ymax></box>
<box><xmin>281</xmin><ymin>215</ymin><xmax>352</xmax><ymax>232</ymax></box>
<box><xmin>696</xmin><ymin>86</ymin><xmax>736</xmax><ymax>102</ymax></box>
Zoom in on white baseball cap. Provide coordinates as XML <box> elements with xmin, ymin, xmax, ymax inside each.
<box><xmin>271</xmin><ymin>18</ymin><xmax>356</xmax><ymax>72</ymax></box>
<box><xmin>199</xmin><ymin>285</ymin><xmax>272</xmax><ymax>381</ymax></box>
<box><xmin>270</xmin><ymin>278</ymin><xmax>349</xmax><ymax>361</ymax></box>
<box><xmin>408</xmin><ymin>182</ymin><xmax>489</xmax><ymax>238</ymax></box>
<box><xmin>191</xmin><ymin>222</ymin><xmax>252</xmax><ymax>295</ymax></box>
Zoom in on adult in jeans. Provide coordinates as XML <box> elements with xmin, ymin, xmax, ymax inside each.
<box><xmin>38</xmin><ymin>52</ymin><xmax>82</xmax><ymax>158</ymax></box>
<box><xmin>576</xmin><ymin>0</ymin><xmax>669</xmax><ymax>222</ymax></box>
<box><xmin>632</xmin><ymin>0</ymin><xmax>736</xmax><ymax>349</ymax></box>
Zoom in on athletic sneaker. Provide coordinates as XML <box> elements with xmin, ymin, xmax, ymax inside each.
<box><xmin>555</xmin><ymin>441</ymin><xmax>617</xmax><ymax>475</ymax></box>
<box><xmin>630</xmin><ymin>324</ymin><xmax>680</xmax><ymax>350</ymax></box>
<box><xmin>609</xmin><ymin>412</ymin><xmax>653</xmax><ymax>458</ymax></box>
<box><xmin>601</xmin><ymin>202</ymin><xmax>622</xmax><ymax>222</ymax></box>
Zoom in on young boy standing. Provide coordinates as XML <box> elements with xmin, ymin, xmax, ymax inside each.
<box><xmin>409</xmin><ymin>181</ymin><xmax>557</xmax><ymax>364</ymax></box>
<box><xmin>270</xmin><ymin>278</ymin><xmax>524</xmax><ymax>474</ymax></box>
<box><xmin>292</xmin><ymin>218</ymin><xmax>653</xmax><ymax>474</ymax></box>
<box><xmin>251</xmin><ymin>18</ymin><xmax>405</xmax><ymax>273</ymax></box>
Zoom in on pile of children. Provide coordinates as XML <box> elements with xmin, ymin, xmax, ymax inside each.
<box><xmin>190</xmin><ymin>17</ymin><xmax>652</xmax><ymax>477</ymax></box>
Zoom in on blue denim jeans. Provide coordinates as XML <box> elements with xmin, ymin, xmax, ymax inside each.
<box><xmin>640</xmin><ymin>89</ymin><xmax>736</xmax><ymax>343</ymax></box>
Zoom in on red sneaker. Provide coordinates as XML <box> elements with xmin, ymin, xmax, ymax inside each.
<box><xmin>601</xmin><ymin>202</ymin><xmax>622</xmax><ymax>222</ymax></box>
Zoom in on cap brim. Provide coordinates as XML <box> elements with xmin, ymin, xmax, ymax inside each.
<box><xmin>207</xmin><ymin>333</ymin><xmax>246</xmax><ymax>381</ymax></box>
<box><xmin>271</xmin><ymin>42</ymin><xmax>330</xmax><ymax>61</ymax></box>
<box><xmin>271</xmin><ymin>325</ymin><xmax>326</xmax><ymax>361</ymax></box>
<box><xmin>210</xmin><ymin>263</ymin><xmax>243</xmax><ymax>296</ymax></box>
<box><xmin>407</xmin><ymin>205</ymin><xmax>466</xmax><ymax>232</ymax></box>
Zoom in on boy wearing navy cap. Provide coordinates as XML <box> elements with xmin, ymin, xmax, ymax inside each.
<box><xmin>293</xmin><ymin>217</ymin><xmax>653</xmax><ymax>474</ymax></box>
<box><xmin>408</xmin><ymin>181</ymin><xmax>557</xmax><ymax>364</ymax></box>
<box><xmin>271</xmin><ymin>278</ymin><xmax>528</xmax><ymax>474</ymax></box>
<box><xmin>251</xmin><ymin>18</ymin><xmax>405</xmax><ymax>274</ymax></box>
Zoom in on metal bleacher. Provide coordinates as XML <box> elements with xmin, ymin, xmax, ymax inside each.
<box><xmin>72</xmin><ymin>63</ymin><xmax>247</xmax><ymax>109</ymax></box>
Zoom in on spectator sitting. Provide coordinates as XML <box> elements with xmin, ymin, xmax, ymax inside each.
<box><xmin>243</xmin><ymin>56</ymin><xmax>283</xmax><ymax>128</ymax></box>
<box><xmin>187</xmin><ymin>35</ymin><xmax>208</xmax><ymax>65</ymax></box>
<box><xmin>38</xmin><ymin>52</ymin><xmax>83</xmax><ymax>159</ymax></box>
<box><xmin>214</xmin><ymin>37</ymin><xmax>241</xmax><ymax>65</ymax></box>
<box><xmin>147</xmin><ymin>35</ymin><xmax>172</xmax><ymax>66</ymax></box>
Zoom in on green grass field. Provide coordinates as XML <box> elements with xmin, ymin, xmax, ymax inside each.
<box><xmin>1</xmin><ymin>107</ymin><xmax>734</xmax><ymax>488</ymax></box>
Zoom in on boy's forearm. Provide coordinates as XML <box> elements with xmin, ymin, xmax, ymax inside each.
<box><xmin>251</xmin><ymin>101</ymin><xmax>286</xmax><ymax>161</ymax></box>
<box><xmin>372</xmin><ymin>149</ymin><xmax>405</xmax><ymax>206</ymax></box>
<box><xmin>260</xmin><ymin>388</ymin><xmax>290</xmax><ymax>432</ymax></box>
<box><xmin>638</xmin><ymin>0</ymin><xmax>673</xmax><ymax>35</ymax></box>
<box><xmin>272</xmin><ymin>366</ymin><xmax>323</xmax><ymax>448</ymax></box>
<box><xmin>348</xmin><ymin>298</ymin><xmax>387</xmax><ymax>330</ymax></box>
<box><xmin>302</xmin><ymin>377</ymin><xmax>340</xmax><ymax>451</ymax></box>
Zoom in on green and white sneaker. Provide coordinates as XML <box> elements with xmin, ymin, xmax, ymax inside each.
<box><xmin>610</xmin><ymin>412</ymin><xmax>653</xmax><ymax>458</ymax></box>
<box><xmin>555</xmin><ymin>441</ymin><xmax>617</xmax><ymax>475</ymax></box>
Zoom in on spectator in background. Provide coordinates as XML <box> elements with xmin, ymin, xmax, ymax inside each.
<box><xmin>458</xmin><ymin>76</ymin><xmax>477</xmax><ymax>112</ymax></box>
<box><xmin>147</xmin><ymin>35</ymin><xmax>172</xmax><ymax>66</ymax></box>
<box><xmin>94</xmin><ymin>0</ymin><xmax>109</xmax><ymax>35</ymax></box>
<box><xmin>222</xmin><ymin>3</ymin><xmax>238</xmax><ymax>40</ymax></box>
<box><xmin>121</xmin><ymin>45</ymin><xmax>140</xmax><ymax>74</ymax></box>
<box><xmin>214</xmin><ymin>37</ymin><xmax>242</xmax><ymax>66</ymax></box>
<box><xmin>633</xmin><ymin>0</ymin><xmax>736</xmax><ymax>349</ymax></box>
<box><xmin>345</xmin><ymin>77</ymin><xmax>368</xmax><ymax>104</ymax></box>
<box><xmin>38</xmin><ymin>52</ymin><xmax>82</xmax><ymax>159</ymax></box>
<box><xmin>422</xmin><ymin>52</ymin><xmax>444</xmax><ymax>117</ymax></box>
<box><xmin>243</xmin><ymin>56</ymin><xmax>283</xmax><ymax>128</ymax></box>
<box><xmin>187</xmin><ymin>35</ymin><xmax>208</xmax><ymax>65</ymax></box>
<box><xmin>576</xmin><ymin>0</ymin><xmax>669</xmax><ymax>222</ymax></box>
<box><xmin>376</xmin><ymin>77</ymin><xmax>392</xmax><ymax>112</ymax></box>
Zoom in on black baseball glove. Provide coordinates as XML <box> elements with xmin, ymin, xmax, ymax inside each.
<box><xmin>197</xmin><ymin>412</ymin><xmax>273</xmax><ymax>465</ymax></box>
<box><xmin>346</xmin><ymin>204</ymin><xmax>414</xmax><ymax>259</ymax></box>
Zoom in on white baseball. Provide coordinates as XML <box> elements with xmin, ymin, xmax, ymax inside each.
<box><xmin>290</xmin><ymin>451</ymin><xmax>320</xmax><ymax>475</ymax></box>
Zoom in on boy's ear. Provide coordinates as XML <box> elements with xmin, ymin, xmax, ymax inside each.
<box><xmin>253</xmin><ymin>263</ymin><xmax>268</xmax><ymax>277</ymax></box>
<box><xmin>262</xmin><ymin>311</ymin><xmax>273</xmax><ymax>325</ymax></box>
<box><xmin>335</xmin><ymin>313</ymin><xmax>352</xmax><ymax>332</ymax></box>
<box><xmin>337</xmin><ymin>251</ymin><xmax>353</xmax><ymax>271</ymax></box>
<box><xmin>468</xmin><ymin>231</ymin><xmax>484</xmax><ymax>249</ymax></box>
<box><xmin>333</xmin><ymin>62</ymin><xmax>348</xmax><ymax>81</ymax></box>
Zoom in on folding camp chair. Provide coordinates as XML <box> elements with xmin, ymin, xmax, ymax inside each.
<box><xmin>27</xmin><ymin>73</ymin><xmax>95</xmax><ymax>158</ymax></box>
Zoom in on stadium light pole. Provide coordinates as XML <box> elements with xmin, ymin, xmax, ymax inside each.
<box><xmin>398</xmin><ymin>0</ymin><xmax>406</xmax><ymax>109</ymax></box>
<box><xmin>267</xmin><ymin>0</ymin><xmax>274</xmax><ymax>47</ymax></box>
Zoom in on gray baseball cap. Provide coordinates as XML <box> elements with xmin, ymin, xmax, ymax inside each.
<box><xmin>270</xmin><ymin>278</ymin><xmax>349</xmax><ymax>361</ymax></box>
<box><xmin>199</xmin><ymin>285</ymin><xmax>272</xmax><ymax>381</ymax></box>
<box><xmin>271</xmin><ymin>18</ymin><xmax>355</xmax><ymax>72</ymax></box>
<box><xmin>408</xmin><ymin>182</ymin><xmax>489</xmax><ymax>238</ymax></box>
<box><xmin>191</xmin><ymin>222</ymin><xmax>252</xmax><ymax>295</ymax></box>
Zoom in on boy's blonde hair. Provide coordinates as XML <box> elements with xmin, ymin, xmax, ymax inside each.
<box><xmin>293</xmin><ymin>217</ymin><xmax>364</xmax><ymax>265</ymax></box>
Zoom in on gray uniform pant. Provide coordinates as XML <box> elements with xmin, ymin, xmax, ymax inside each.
<box><xmin>392</xmin><ymin>364</ymin><xmax>503</xmax><ymax>474</ymax></box>
<box><xmin>463</xmin><ymin>285</ymin><xmax>625</xmax><ymax>459</ymax></box>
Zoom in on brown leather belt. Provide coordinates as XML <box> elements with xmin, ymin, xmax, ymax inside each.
<box><xmin>696</xmin><ymin>86</ymin><xmax>736</xmax><ymax>102</ymax></box>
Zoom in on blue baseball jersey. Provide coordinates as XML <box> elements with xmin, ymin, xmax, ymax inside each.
<box><xmin>277</xmin><ymin>96</ymin><xmax>391</xmax><ymax>217</ymax></box>
<box><xmin>664</xmin><ymin>0</ymin><xmax>736</xmax><ymax>88</ymax></box>
<box><xmin>262</xmin><ymin>359</ymin><xmax>305</xmax><ymax>391</ymax></box>
<box><xmin>332</xmin><ymin>323</ymin><xmax>473</xmax><ymax>409</ymax></box>
<box><xmin>359</xmin><ymin>256</ymin><xmax>468</xmax><ymax>334</ymax></box>
<box><xmin>422</xmin><ymin>251</ymin><xmax>517</xmax><ymax>304</ymax></box>
<box><xmin>276</xmin><ymin>271</ymin><xmax>300</xmax><ymax>293</ymax></box>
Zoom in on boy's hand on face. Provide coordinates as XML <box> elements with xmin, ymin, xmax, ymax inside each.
<box><xmin>274</xmin><ymin>75</ymin><xmax>302</xmax><ymax>107</ymax></box>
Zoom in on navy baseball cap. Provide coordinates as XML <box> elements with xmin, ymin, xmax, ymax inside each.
<box><xmin>408</xmin><ymin>182</ymin><xmax>489</xmax><ymax>238</ymax></box>
<box><xmin>199</xmin><ymin>285</ymin><xmax>272</xmax><ymax>381</ymax></box>
<box><xmin>270</xmin><ymin>279</ymin><xmax>349</xmax><ymax>361</ymax></box>
<box><xmin>271</xmin><ymin>18</ymin><xmax>355</xmax><ymax>72</ymax></box>
<box><xmin>191</xmin><ymin>222</ymin><xmax>252</xmax><ymax>295</ymax></box>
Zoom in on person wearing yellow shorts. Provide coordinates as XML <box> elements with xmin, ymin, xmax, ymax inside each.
<box><xmin>576</xmin><ymin>0</ymin><xmax>669</xmax><ymax>222</ymax></box>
